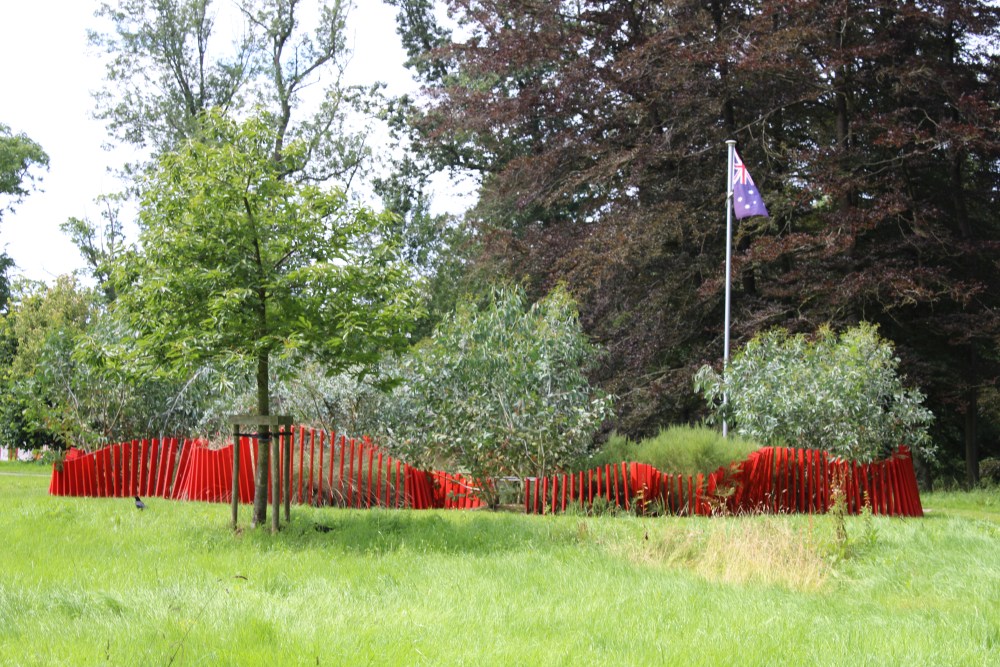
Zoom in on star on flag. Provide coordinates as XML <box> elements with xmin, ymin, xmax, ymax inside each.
<box><xmin>732</xmin><ymin>149</ymin><xmax>768</xmax><ymax>219</ymax></box>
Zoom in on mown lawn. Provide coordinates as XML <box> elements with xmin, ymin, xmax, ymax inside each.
<box><xmin>1</xmin><ymin>461</ymin><xmax>997</xmax><ymax>666</ymax></box>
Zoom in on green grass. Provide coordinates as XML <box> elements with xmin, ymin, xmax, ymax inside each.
<box><xmin>1</xmin><ymin>461</ymin><xmax>998</xmax><ymax>665</ymax></box>
<box><xmin>585</xmin><ymin>425</ymin><xmax>761</xmax><ymax>475</ymax></box>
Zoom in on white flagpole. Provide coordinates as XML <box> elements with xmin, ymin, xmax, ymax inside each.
<box><xmin>723</xmin><ymin>139</ymin><xmax>736</xmax><ymax>438</ymax></box>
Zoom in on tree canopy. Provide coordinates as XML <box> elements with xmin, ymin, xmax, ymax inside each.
<box><xmin>0</xmin><ymin>123</ymin><xmax>47</xmax><ymax>218</ymax></box>
<box><xmin>119</xmin><ymin>110</ymin><xmax>422</xmax><ymax>524</ymax></box>
<box><xmin>0</xmin><ymin>124</ymin><xmax>48</xmax><ymax>309</ymax></box>
<box><xmin>391</xmin><ymin>0</ymin><xmax>1000</xmax><ymax>481</ymax></box>
<box><xmin>90</xmin><ymin>0</ymin><xmax>370</xmax><ymax>183</ymax></box>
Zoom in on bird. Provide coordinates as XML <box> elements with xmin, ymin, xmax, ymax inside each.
<box><xmin>134</xmin><ymin>496</ymin><xmax>146</xmax><ymax>510</ymax></box>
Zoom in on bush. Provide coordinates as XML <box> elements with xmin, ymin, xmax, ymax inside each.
<box><xmin>383</xmin><ymin>284</ymin><xmax>614</xmax><ymax>506</ymax></box>
<box><xmin>583</xmin><ymin>425</ymin><xmax>759</xmax><ymax>476</ymax></box>
<box><xmin>694</xmin><ymin>323</ymin><xmax>934</xmax><ymax>462</ymax></box>
<box><xmin>981</xmin><ymin>458</ymin><xmax>1000</xmax><ymax>486</ymax></box>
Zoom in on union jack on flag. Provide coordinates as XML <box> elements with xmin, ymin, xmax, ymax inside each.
<box><xmin>732</xmin><ymin>149</ymin><xmax>769</xmax><ymax>219</ymax></box>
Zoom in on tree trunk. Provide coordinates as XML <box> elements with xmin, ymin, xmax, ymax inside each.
<box><xmin>965</xmin><ymin>346</ymin><xmax>979</xmax><ymax>488</ymax></box>
<box><xmin>251</xmin><ymin>352</ymin><xmax>271</xmax><ymax>527</ymax></box>
<box><xmin>952</xmin><ymin>150</ymin><xmax>977</xmax><ymax>488</ymax></box>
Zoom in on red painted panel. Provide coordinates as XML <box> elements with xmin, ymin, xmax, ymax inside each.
<box><xmin>367</xmin><ymin>446</ymin><xmax>375</xmax><ymax>509</ymax></box>
<box><xmin>376</xmin><ymin>451</ymin><xmax>384</xmax><ymax>508</ymax></box>
<box><xmin>146</xmin><ymin>440</ymin><xmax>159</xmax><ymax>498</ymax></box>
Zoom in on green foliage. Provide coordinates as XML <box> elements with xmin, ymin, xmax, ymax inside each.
<box><xmin>0</xmin><ymin>276</ymin><xmax>96</xmax><ymax>448</ymax></box>
<box><xmin>384</xmin><ymin>284</ymin><xmax>613</xmax><ymax>505</ymax></box>
<box><xmin>0</xmin><ymin>123</ymin><xmax>48</xmax><ymax>218</ymax></box>
<box><xmin>0</xmin><ymin>123</ymin><xmax>48</xmax><ymax>309</ymax></box>
<box><xmin>90</xmin><ymin>0</ymin><xmax>372</xmax><ymax>182</ymax></box>
<box><xmin>981</xmin><ymin>458</ymin><xmax>1000</xmax><ymax>486</ymax></box>
<box><xmin>585</xmin><ymin>425</ymin><xmax>759</xmax><ymax>476</ymax></box>
<box><xmin>0</xmin><ymin>276</ymin><xmax>230</xmax><ymax>449</ymax></box>
<box><xmin>120</xmin><ymin>109</ymin><xmax>422</xmax><ymax>379</ymax></box>
<box><xmin>373</xmin><ymin>151</ymin><xmax>473</xmax><ymax>340</ymax></box>
<box><xmin>694</xmin><ymin>323</ymin><xmax>934</xmax><ymax>462</ymax></box>
<box><xmin>60</xmin><ymin>194</ymin><xmax>128</xmax><ymax>303</ymax></box>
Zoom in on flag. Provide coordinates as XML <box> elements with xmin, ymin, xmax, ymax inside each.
<box><xmin>731</xmin><ymin>149</ymin><xmax>768</xmax><ymax>219</ymax></box>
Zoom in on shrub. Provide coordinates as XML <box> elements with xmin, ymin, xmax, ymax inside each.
<box><xmin>981</xmin><ymin>458</ymin><xmax>1000</xmax><ymax>486</ymax></box>
<box><xmin>694</xmin><ymin>323</ymin><xmax>934</xmax><ymax>462</ymax></box>
<box><xmin>384</xmin><ymin>284</ymin><xmax>613</xmax><ymax>506</ymax></box>
<box><xmin>583</xmin><ymin>425</ymin><xmax>759</xmax><ymax>476</ymax></box>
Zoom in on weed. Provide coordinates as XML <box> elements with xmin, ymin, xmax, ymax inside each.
<box><xmin>588</xmin><ymin>495</ymin><xmax>618</xmax><ymax>517</ymax></box>
<box><xmin>828</xmin><ymin>470</ymin><xmax>850</xmax><ymax>560</ymax></box>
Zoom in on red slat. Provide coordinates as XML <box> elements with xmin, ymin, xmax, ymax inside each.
<box><xmin>354</xmin><ymin>439</ymin><xmax>364</xmax><ymax>508</ymax></box>
<box><xmin>367</xmin><ymin>446</ymin><xmax>375</xmax><ymax>508</ymax></box>
<box><xmin>146</xmin><ymin>440</ymin><xmax>159</xmax><ymax>498</ymax></box>
<box><xmin>328</xmin><ymin>431</ymin><xmax>336</xmax><ymax>502</ymax></box>
<box><xmin>306</xmin><ymin>429</ymin><xmax>315</xmax><ymax>505</ymax></box>
<box><xmin>376</xmin><ymin>451</ymin><xmax>384</xmax><ymax>508</ymax></box>
<box><xmin>347</xmin><ymin>439</ymin><xmax>356</xmax><ymax>508</ymax></box>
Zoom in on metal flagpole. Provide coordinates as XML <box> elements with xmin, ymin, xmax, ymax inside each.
<box><xmin>723</xmin><ymin>139</ymin><xmax>736</xmax><ymax>438</ymax></box>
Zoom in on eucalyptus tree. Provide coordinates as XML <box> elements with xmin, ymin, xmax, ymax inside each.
<box><xmin>383</xmin><ymin>284</ymin><xmax>613</xmax><ymax>507</ymax></box>
<box><xmin>695</xmin><ymin>324</ymin><xmax>934</xmax><ymax>463</ymax></box>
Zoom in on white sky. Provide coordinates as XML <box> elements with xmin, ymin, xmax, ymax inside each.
<box><xmin>0</xmin><ymin>0</ymin><xmax>469</xmax><ymax>284</ymax></box>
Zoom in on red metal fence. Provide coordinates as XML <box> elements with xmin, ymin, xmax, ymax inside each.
<box><xmin>523</xmin><ymin>446</ymin><xmax>923</xmax><ymax>517</ymax></box>
<box><xmin>48</xmin><ymin>431</ymin><xmax>922</xmax><ymax>517</ymax></box>
<box><xmin>48</xmin><ymin>427</ymin><xmax>483</xmax><ymax>510</ymax></box>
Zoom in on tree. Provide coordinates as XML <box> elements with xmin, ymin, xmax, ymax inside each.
<box><xmin>0</xmin><ymin>276</ymin><xmax>220</xmax><ymax>450</ymax></box>
<box><xmin>382</xmin><ymin>284</ymin><xmax>613</xmax><ymax>507</ymax></box>
<box><xmin>392</xmin><ymin>0</ymin><xmax>1000</xmax><ymax>480</ymax></box>
<box><xmin>694</xmin><ymin>323</ymin><xmax>934</xmax><ymax>463</ymax></box>
<box><xmin>0</xmin><ymin>124</ymin><xmax>47</xmax><ymax>217</ymax></box>
<box><xmin>90</xmin><ymin>0</ymin><xmax>419</xmax><ymax>524</ymax></box>
<box><xmin>61</xmin><ymin>194</ymin><xmax>128</xmax><ymax>303</ymax></box>
<box><xmin>120</xmin><ymin>110</ymin><xmax>422</xmax><ymax>526</ymax></box>
<box><xmin>373</xmin><ymin>149</ymin><xmax>473</xmax><ymax>340</ymax></box>
<box><xmin>0</xmin><ymin>124</ymin><xmax>48</xmax><ymax>310</ymax></box>
<box><xmin>90</xmin><ymin>0</ymin><xmax>374</xmax><ymax>182</ymax></box>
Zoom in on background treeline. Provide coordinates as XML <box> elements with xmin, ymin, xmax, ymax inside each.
<box><xmin>385</xmin><ymin>0</ymin><xmax>1000</xmax><ymax>483</ymax></box>
<box><xmin>0</xmin><ymin>0</ymin><xmax>997</xmax><ymax>487</ymax></box>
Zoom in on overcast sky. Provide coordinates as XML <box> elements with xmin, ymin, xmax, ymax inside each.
<box><xmin>0</xmin><ymin>0</ymin><xmax>455</xmax><ymax>284</ymax></box>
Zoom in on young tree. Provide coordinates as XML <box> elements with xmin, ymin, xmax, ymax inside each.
<box><xmin>120</xmin><ymin>111</ymin><xmax>422</xmax><ymax>526</ymax></box>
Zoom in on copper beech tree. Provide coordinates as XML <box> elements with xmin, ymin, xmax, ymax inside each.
<box><xmin>392</xmin><ymin>0</ymin><xmax>1000</xmax><ymax>482</ymax></box>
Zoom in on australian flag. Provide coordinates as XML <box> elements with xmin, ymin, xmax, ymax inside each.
<box><xmin>732</xmin><ymin>149</ymin><xmax>769</xmax><ymax>219</ymax></box>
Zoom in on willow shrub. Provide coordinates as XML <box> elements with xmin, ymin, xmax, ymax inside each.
<box><xmin>694</xmin><ymin>323</ymin><xmax>934</xmax><ymax>463</ymax></box>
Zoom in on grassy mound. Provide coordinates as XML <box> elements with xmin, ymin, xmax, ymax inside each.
<box><xmin>584</xmin><ymin>425</ymin><xmax>760</xmax><ymax>475</ymax></box>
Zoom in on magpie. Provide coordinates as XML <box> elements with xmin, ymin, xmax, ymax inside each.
<box><xmin>134</xmin><ymin>496</ymin><xmax>146</xmax><ymax>510</ymax></box>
